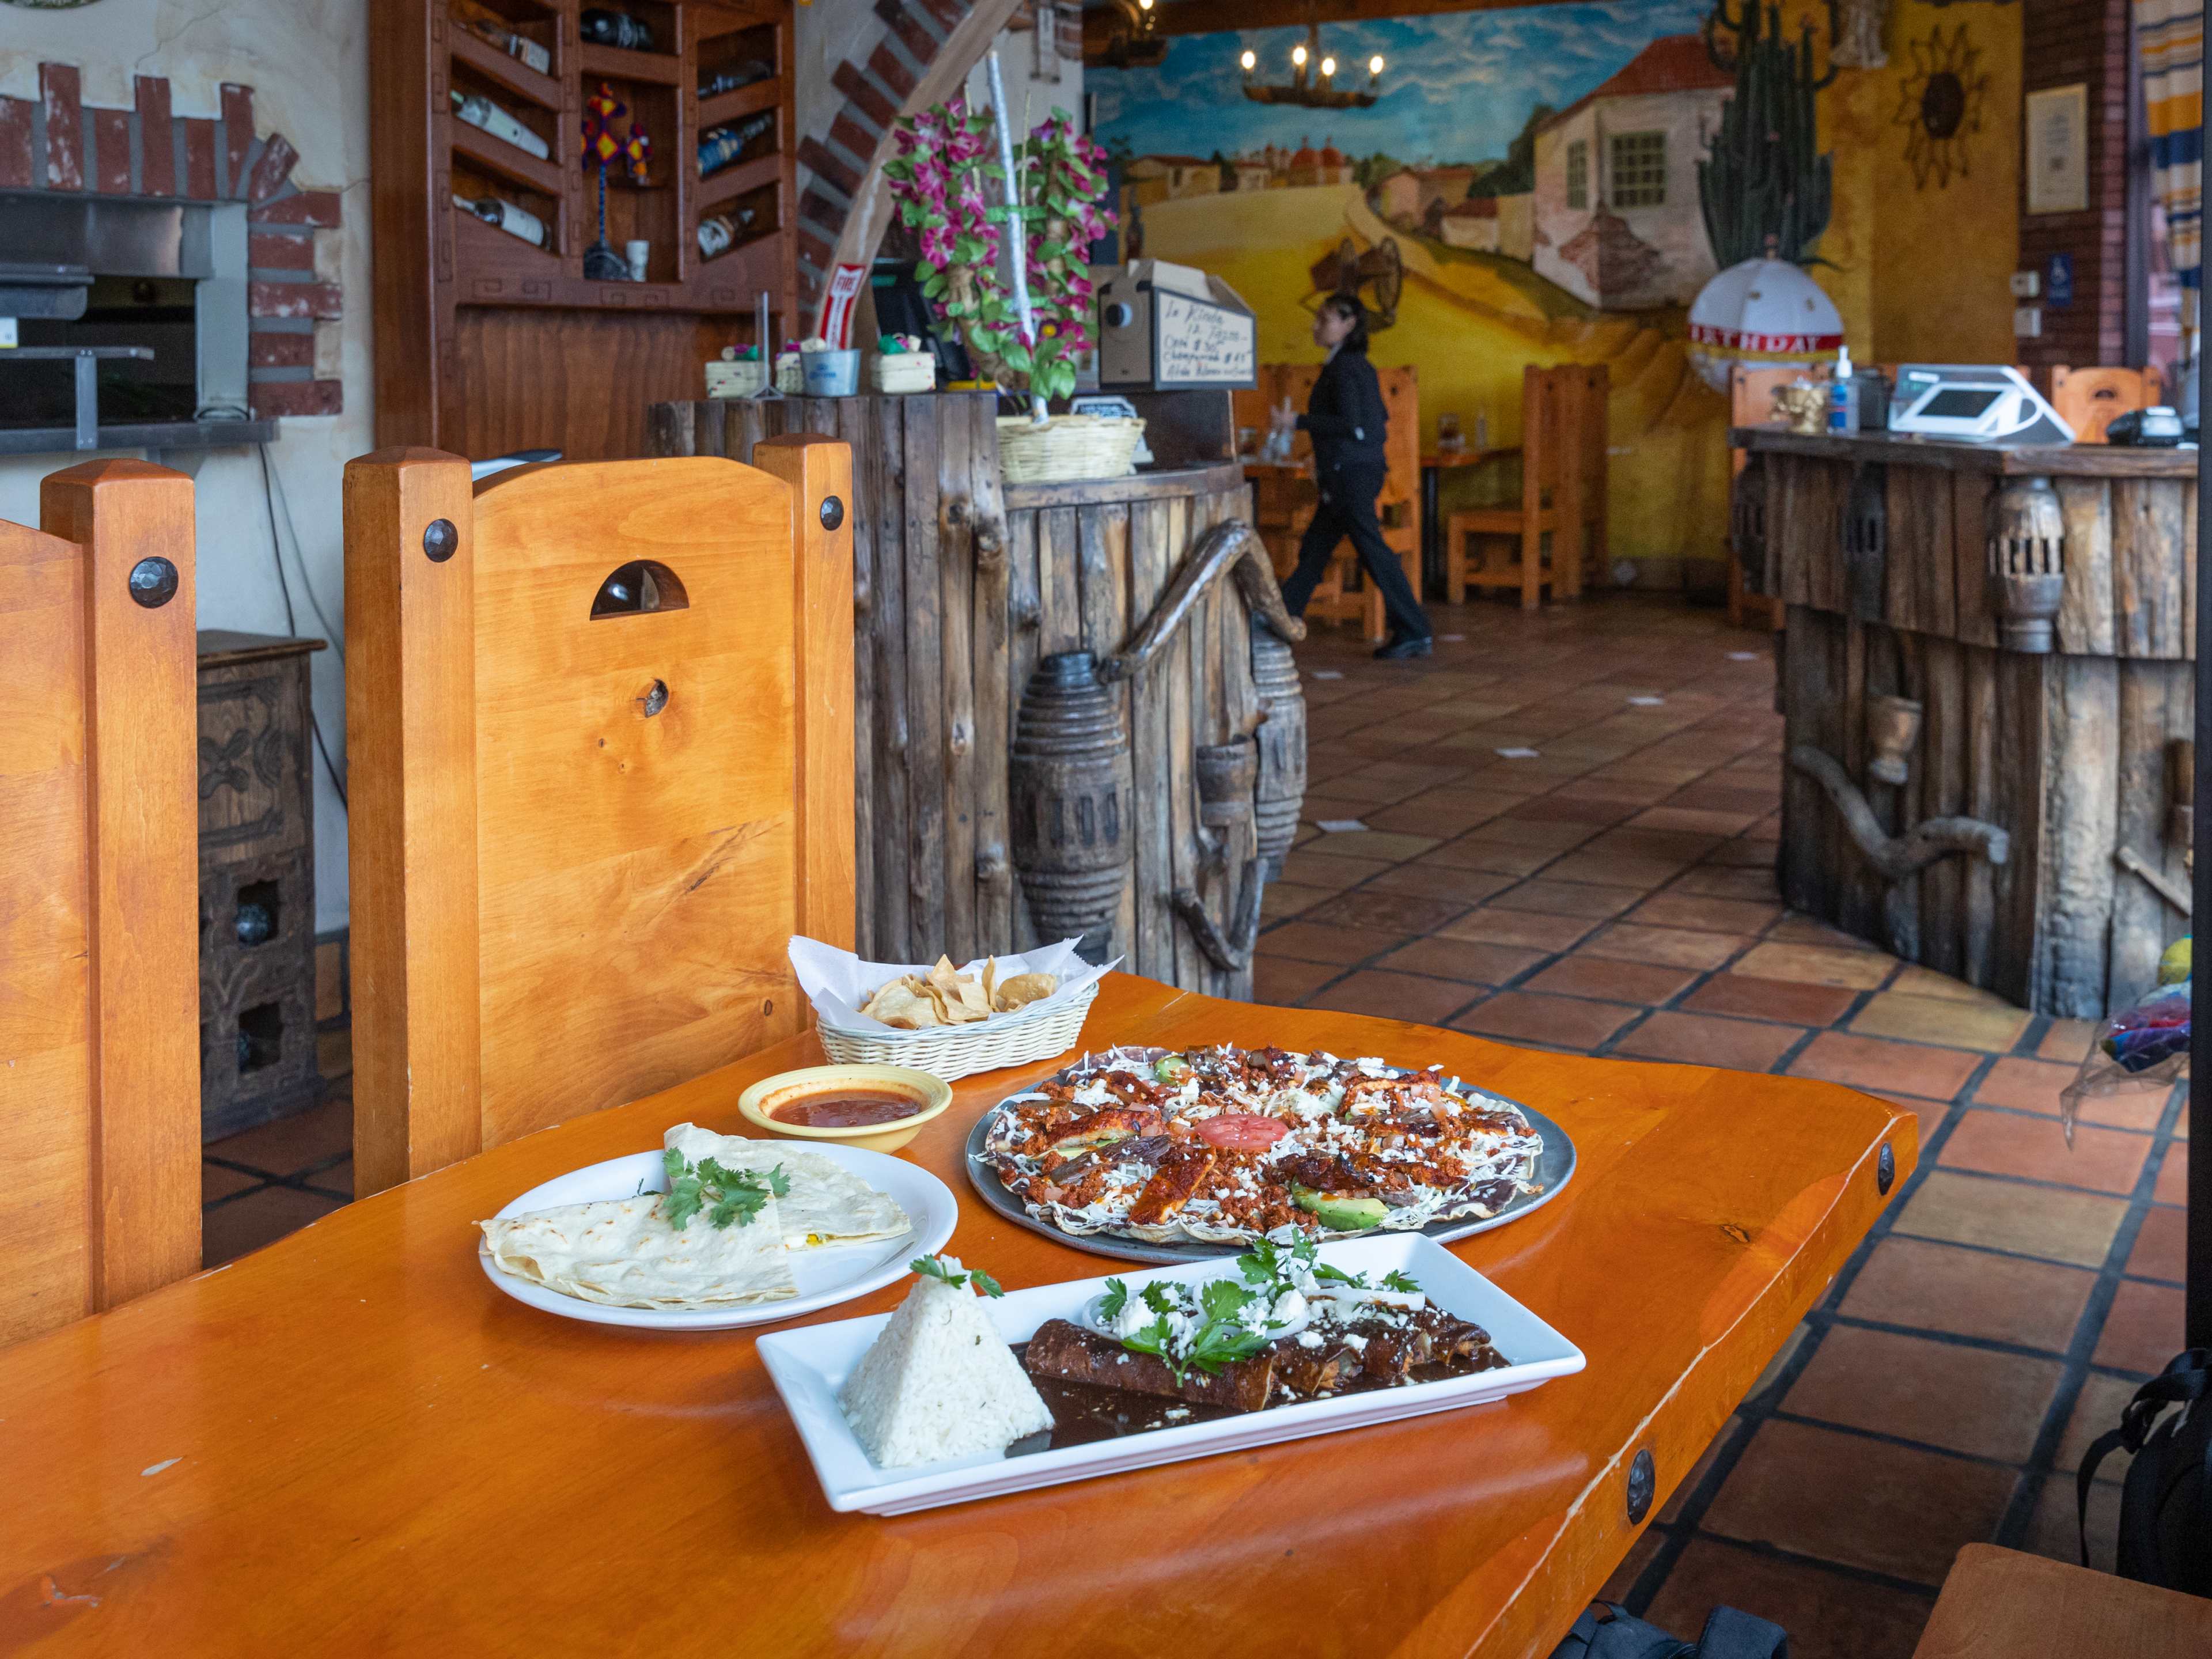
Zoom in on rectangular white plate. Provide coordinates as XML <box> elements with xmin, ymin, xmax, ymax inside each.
<box><xmin>756</xmin><ymin>1233</ymin><xmax>1585</xmax><ymax>1514</ymax></box>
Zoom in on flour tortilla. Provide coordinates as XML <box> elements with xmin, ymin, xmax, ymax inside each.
<box><xmin>479</xmin><ymin>1194</ymin><xmax>797</xmax><ymax>1309</ymax></box>
<box><xmin>664</xmin><ymin>1123</ymin><xmax>912</xmax><ymax>1251</ymax></box>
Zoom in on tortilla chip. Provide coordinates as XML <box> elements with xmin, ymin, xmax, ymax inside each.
<box><xmin>866</xmin><ymin>982</ymin><xmax>940</xmax><ymax>1029</ymax></box>
<box><xmin>993</xmin><ymin>971</ymin><xmax>1058</xmax><ymax>1012</ymax></box>
<box><xmin>982</xmin><ymin>958</ymin><xmax>999</xmax><ymax>1005</ymax></box>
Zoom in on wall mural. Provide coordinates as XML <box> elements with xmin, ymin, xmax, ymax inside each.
<box><xmin>1091</xmin><ymin>0</ymin><xmax>1745</xmax><ymax>580</ymax></box>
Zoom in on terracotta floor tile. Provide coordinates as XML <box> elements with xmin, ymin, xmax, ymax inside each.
<box><xmin>1541</xmin><ymin>851</ymin><xmax>1694</xmax><ymax>888</ymax></box>
<box><xmin>1373</xmin><ymin>937</ymin><xmax>1546</xmax><ymax>986</ymax></box>
<box><xmin>1705</xmin><ymin>837</ymin><xmax>1784</xmax><ymax>868</ymax></box>
<box><xmin>1938</xmin><ymin>1110</ymin><xmax>2149</xmax><ymax>1195</ymax></box>
<box><xmin>204</xmin><ymin>1096</ymin><xmax>353</xmax><ymax>1179</ymax></box>
<box><xmin>1547</xmin><ymin>776</ymin><xmax>1677</xmax><ymax>808</ymax></box>
<box><xmin>1504</xmin><ymin>794</ymin><xmax>1641</xmax><ymax>828</ymax></box>
<box><xmin>1682</xmin><ymin>973</ymin><xmax>1857</xmax><ymax>1028</ymax></box>
<box><xmin>1361</xmin><ymin>797</ymin><xmax>1510</xmax><ymax>838</ymax></box>
<box><xmin>1782</xmin><ymin>1324</ymin><xmax>2062</xmax><ymax>1462</ymax></box>
<box><xmin>1762</xmin><ymin>914</ymin><xmax>1883</xmax><ymax>950</ymax></box>
<box><xmin>1885</xmin><ymin>967</ymin><xmax>2012</xmax><ymax>1006</ymax></box>
<box><xmin>1487</xmin><ymin>878</ymin><xmax>1645</xmax><ymax>921</ymax></box>
<box><xmin>1701</xmin><ymin>1418</ymin><xmax>2014</xmax><ymax>1585</ymax></box>
<box><xmin>1892</xmin><ymin>1170</ymin><xmax>2127</xmax><ymax>1268</ymax></box>
<box><xmin>202</xmin><ymin>1184</ymin><xmax>345</xmax><ymax>1270</ymax></box>
<box><xmin>1658</xmin><ymin>1415</ymin><xmax>1747</xmax><ymax>1524</ymax></box>
<box><xmin>1450</xmin><ymin>991</ymin><xmax>1638</xmax><ymax>1050</ymax></box>
<box><xmin>1462</xmin><ymin>815</ymin><xmax>1600</xmax><ymax>851</ymax></box>
<box><xmin>1629</xmin><ymin>805</ymin><xmax>1762</xmax><ymax>836</ymax></box>
<box><xmin>2094</xmin><ymin>1279</ymin><xmax>2186</xmax><ymax>1374</ymax></box>
<box><xmin>1260</xmin><ymin>882</ymin><xmax>1331</xmax><ymax>922</ymax></box>
<box><xmin>1628</xmin><ymin>893</ymin><xmax>1784</xmax><ymax>935</ymax></box>
<box><xmin>2124</xmin><ymin>1205</ymin><xmax>2186</xmax><ymax>1288</ymax></box>
<box><xmin>1440</xmin><ymin>908</ymin><xmax>1597</xmax><ymax>952</ymax></box>
<box><xmin>1251</xmin><ymin>956</ymin><xmax>1340</xmax><ymax>1007</ymax></box>
<box><xmin>2056</xmin><ymin>1371</ymin><xmax>2146</xmax><ymax>1482</ymax></box>
<box><xmin>1308</xmin><ymin>970</ymin><xmax>1482</xmax><ymax>1027</ymax></box>
<box><xmin>1665</xmin><ymin>864</ymin><xmax>1782</xmax><ymax>902</ymax></box>
<box><xmin>1524</xmin><ymin>955</ymin><xmax>1698</xmax><ymax>1005</ymax></box>
<box><xmin>1642</xmin><ymin>1537</ymin><xmax>1936</xmax><ymax>1659</ymax></box>
<box><xmin>1970</xmin><ymin>1056</ymin><xmax>2083</xmax><ymax>1116</ymax></box>
<box><xmin>1594</xmin><ymin>1528</ymin><xmax>1666</xmax><ymax>1605</ymax></box>
<box><xmin>1840</xmin><ymin>1232</ymin><xmax>2092</xmax><ymax>1351</ymax></box>
<box><xmin>1612</xmin><ymin>1010</ymin><xmax>1802</xmax><ymax>1071</ymax></box>
<box><xmin>1419</xmin><ymin>839</ymin><xmax>1555</xmax><ymax>877</ymax></box>
<box><xmin>2154</xmin><ymin>1144</ymin><xmax>2187</xmax><ymax>1206</ymax></box>
<box><xmin>1363</xmin><ymin>863</ymin><xmax>1517</xmax><ymax>904</ymax></box>
<box><xmin>1276</xmin><ymin>851</ymin><xmax>1391</xmax><ymax>892</ymax></box>
<box><xmin>1581</xmin><ymin>827</ymin><xmax>1726</xmax><ymax>863</ymax></box>
<box><xmin>1304</xmin><ymin>829</ymin><xmax>1440</xmax><ymax>863</ymax></box>
<box><xmin>1787</xmin><ymin>1032</ymin><xmax>1980</xmax><ymax>1100</ymax></box>
<box><xmin>1851</xmin><ymin>991</ymin><xmax>2033</xmax><ymax>1055</ymax></box>
<box><xmin>1254</xmin><ymin>921</ymin><xmax>1407</xmax><ymax>965</ymax></box>
<box><xmin>1303</xmin><ymin>890</ymin><xmax>1471</xmax><ymax>934</ymax></box>
<box><xmin>1734</xmin><ymin>942</ymin><xmax>1899</xmax><ymax>990</ymax></box>
<box><xmin>202</xmin><ymin>1160</ymin><xmax>264</xmax><ymax>1205</ymax></box>
<box><xmin>1581</xmin><ymin>925</ymin><xmax>1748</xmax><ymax>970</ymax></box>
<box><xmin>310</xmin><ymin>1157</ymin><xmax>355</xmax><ymax>1200</ymax></box>
<box><xmin>1668</xmin><ymin>783</ymin><xmax>1781</xmax><ymax>817</ymax></box>
<box><xmin>2027</xmin><ymin>1475</ymin><xmax>2122</xmax><ymax>1570</ymax></box>
<box><xmin>2037</xmin><ymin>1018</ymin><xmax>2101</xmax><ymax>1066</ymax></box>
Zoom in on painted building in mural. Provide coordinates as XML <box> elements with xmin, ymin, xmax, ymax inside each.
<box><xmin>1531</xmin><ymin>35</ymin><xmax>1734</xmax><ymax>310</ymax></box>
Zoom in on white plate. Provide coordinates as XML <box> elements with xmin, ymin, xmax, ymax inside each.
<box><xmin>477</xmin><ymin>1146</ymin><xmax>957</xmax><ymax>1331</ymax></box>
<box><xmin>757</xmin><ymin>1233</ymin><xmax>1585</xmax><ymax>1513</ymax></box>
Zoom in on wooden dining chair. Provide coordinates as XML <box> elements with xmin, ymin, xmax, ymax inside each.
<box><xmin>2047</xmin><ymin>364</ymin><xmax>2166</xmax><ymax>444</ymax></box>
<box><xmin>0</xmin><ymin>460</ymin><xmax>202</xmax><ymax>1346</ymax></box>
<box><xmin>343</xmin><ymin>439</ymin><xmax>855</xmax><ymax>1195</ymax></box>
<box><xmin>1724</xmin><ymin>362</ymin><xmax>1823</xmax><ymax>629</ymax></box>
<box><xmin>1445</xmin><ymin>363</ymin><xmax>1607</xmax><ymax>611</ymax></box>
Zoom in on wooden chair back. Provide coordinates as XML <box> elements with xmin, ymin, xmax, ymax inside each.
<box><xmin>2048</xmin><ymin>364</ymin><xmax>2165</xmax><ymax>444</ymax></box>
<box><xmin>0</xmin><ymin>460</ymin><xmax>201</xmax><ymax>1346</ymax></box>
<box><xmin>1444</xmin><ymin>363</ymin><xmax>1604</xmax><ymax>608</ymax></box>
<box><xmin>344</xmin><ymin>440</ymin><xmax>855</xmax><ymax>1195</ymax></box>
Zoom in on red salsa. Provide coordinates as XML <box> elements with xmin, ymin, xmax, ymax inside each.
<box><xmin>772</xmin><ymin>1088</ymin><xmax>924</xmax><ymax>1128</ymax></box>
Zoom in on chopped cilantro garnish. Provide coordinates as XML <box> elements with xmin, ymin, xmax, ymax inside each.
<box><xmin>1200</xmin><ymin>1277</ymin><xmax>1255</xmax><ymax>1321</ymax></box>
<box><xmin>1141</xmin><ymin>1281</ymin><xmax>1178</xmax><ymax>1316</ymax></box>
<box><xmin>661</xmin><ymin>1148</ymin><xmax>785</xmax><ymax>1232</ymax></box>
<box><xmin>1099</xmin><ymin>1278</ymin><xmax>1129</xmax><ymax>1320</ymax></box>
<box><xmin>1380</xmin><ymin>1269</ymin><xmax>1422</xmax><ymax>1294</ymax></box>
<box><xmin>910</xmin><ymin>1255</ymin><xmax>1004</xmax><ymax>1296</ymax></box>
<box><xmin>1314</xmin><ymin>1261</ymin><xmax>1369</xmax><ymax>1288</ymax></box>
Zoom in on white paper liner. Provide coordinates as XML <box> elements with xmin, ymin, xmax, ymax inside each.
<box><xmin>788</xmin><ymin>935</ymin><xmax>1119</xmax><ymax>1035</ymax></box>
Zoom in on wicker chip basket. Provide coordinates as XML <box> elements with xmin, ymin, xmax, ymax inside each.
<box><xmin>996</xmin><ymin>414</ymin><xmax>1146</xmax><ymax>484</ymax></box>
<box><xmin>815</xmin><ymin>979</ymin><xmax>1099</xmax><ymax>1082</ymax></box>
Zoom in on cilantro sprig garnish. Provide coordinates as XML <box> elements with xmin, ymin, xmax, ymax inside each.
<box><xmin>911</xmin><ymin>1255</ymin><xmax>1004</xmax><ymax>1297</ymax></box>
<box><xmin>1380</xmin><ymin>1269</ymin><xmax>1422</xmax><ymax>1294</ymax></box>
<box><xmin>1099</xmin><ymin>1278</ymin><xmax>1129</xmax><ymax>1321</ymax></box>
<box><xmin>661</xmin><ymin>1148</ymin><xmax>788</xmax><ymax>1231</ymax></box>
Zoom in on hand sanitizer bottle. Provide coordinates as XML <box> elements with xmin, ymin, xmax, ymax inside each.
<box><xmin>1828</xmin><ymin>344</ymin><xmax>1859</xmax><ymax>433</ymax></box>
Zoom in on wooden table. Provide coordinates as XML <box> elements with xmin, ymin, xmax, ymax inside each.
<box><xmin>0</xmin><ymin>975</ymin><xmax>1911</xmax><ymax>1655</ymax></box>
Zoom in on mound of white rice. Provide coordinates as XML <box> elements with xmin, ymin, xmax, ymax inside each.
<box><xmin>838</xmin><ymin>1261</ymin><xmax>1053</xmax><ymax>1469</ymax></box>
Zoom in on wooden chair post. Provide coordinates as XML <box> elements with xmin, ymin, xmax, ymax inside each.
<box><xmin>1</xmin><ymin>459</ymin><xmax>200</xmax><ymax>1344</ymax></box>
<box><xmin>755</xmin><ymin>433</ymin><xmax>858</xmax><ymax>951</ymax></box>
<box><xmin>343</xmin><ymin>447</ymin><xmax>483</xmax><ymax>1198</ymax></box>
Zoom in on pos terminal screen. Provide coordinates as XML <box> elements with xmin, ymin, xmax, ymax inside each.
<box><xmin>1917</xmin><ymin>387</ymin><xmax>2003</xmax><ymax>419</ymax></box>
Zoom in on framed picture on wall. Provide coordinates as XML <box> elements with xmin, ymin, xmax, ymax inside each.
<box><xmin>2025</xmin><ymin>84</ymin><xmax>2089</xmax><ymax>215</ymax></box>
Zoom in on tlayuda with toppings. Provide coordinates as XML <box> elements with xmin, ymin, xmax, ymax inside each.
<box><xmin>979</xmin><ymin>1046</ymin><xmax>1544</xmax><ymax>1247</ymax></box>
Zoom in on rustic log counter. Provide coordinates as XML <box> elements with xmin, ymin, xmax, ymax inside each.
<box><xmin>650</xmin><ymin>392</ymin><xmax>1302</xmax><ymax>1000</ymax></box>
<box><xmin>1735</xmin><ymin>426</ymin><xmax>2195</xmax><ymax>1017</ymax></box>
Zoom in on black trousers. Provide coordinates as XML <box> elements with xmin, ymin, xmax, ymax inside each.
<box><xmin>1278</xmin><ymin>459</ymin><xmax>1430</xmax><ymax>642</ymax></box>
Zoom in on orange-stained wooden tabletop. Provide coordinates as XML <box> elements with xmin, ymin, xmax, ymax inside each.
<box><xmin>0</xmin><ymin>975</ymin><xmax>1914</xmax><ymax>1658</ymax></box>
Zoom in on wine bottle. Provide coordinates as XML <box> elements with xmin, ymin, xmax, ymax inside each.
<box><xmin>580</xmin><ymin>7</ymin><xmax>654</xmax><ymax>50</ymax></box>
<box><xmin>698</xmin><ymin>112</ymin><xmax>774</xmax><ymax>178</ymax></box>
<box><xmin>699</xmin><ymin>59</ymin><xmax>774</xmax><ymax>98</ymax></box>
<box><xmin>451</xmin><ymin>0</ymin><xmax>550</xmax><ymax>75</ymax></box>
<box><xmin>697</xmin><ymin>206</ymin><xmax>757</xmax><ymax>259</ymax></box>
<box><xmin>453</xmin><ymin>192</ymin><xmax>549</xmax><ymax>249</ymax></box>
<box><xmin>450</xmin><ymin>89</ymin><xmax>549</xmax><ymax>161</ymax></box>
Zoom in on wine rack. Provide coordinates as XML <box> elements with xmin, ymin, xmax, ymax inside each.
<box><xmin>372</xmin><ymin>0</ymin><xmax>797</xmax><ymax>460</ymax></box>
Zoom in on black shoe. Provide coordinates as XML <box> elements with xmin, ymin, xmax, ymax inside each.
<box><xmin>1373</xmin><ymin>634</ymin><xmax>1433</xmax><ymax>660</ymax></box>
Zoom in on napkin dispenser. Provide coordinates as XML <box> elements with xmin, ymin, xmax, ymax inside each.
<box><xmin>1096</xmin><ymin>260</ymin><xmax>1258</xmax><ymax>391</ymax></box>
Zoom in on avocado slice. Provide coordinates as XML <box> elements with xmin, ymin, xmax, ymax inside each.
<box><xmin>1291</xmin><ymin>1184</ymin><xmax>1389</xmax><ymax>1231</ymax></box>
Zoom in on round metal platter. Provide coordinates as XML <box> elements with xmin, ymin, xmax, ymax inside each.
<box><xmin>960</xmin><ymin>1052</ymin><xmax>1578</xmax><ymax>1267</ymax></box>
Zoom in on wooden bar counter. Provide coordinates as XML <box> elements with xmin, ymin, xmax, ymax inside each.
<box><xmin>1737</xmin><ymin>427</ymin><xmax>2195</xmax><ymax>1016</ymax></box>
<box><xmin>650</xmin><ymin>393</ymin><xmax>1297</xmax><ymax>999</ymax></box>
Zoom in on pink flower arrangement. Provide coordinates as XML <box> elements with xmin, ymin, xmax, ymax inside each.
<box><xmin>881</xmin><ymin>100</ymin><xmax>1115</xmax><ymax>402</ymax></box>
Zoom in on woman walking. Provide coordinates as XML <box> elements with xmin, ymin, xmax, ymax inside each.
<box><xmin>1272</xmin><ymin>293</ymin><xmax>1433</xmax><ymax>659</ymax></box>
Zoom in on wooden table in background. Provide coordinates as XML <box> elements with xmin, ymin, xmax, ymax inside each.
<box><xmin>0</xmin><ymin>975</ymin><xmax>1912</xmax><ymax>1656</ymax></box>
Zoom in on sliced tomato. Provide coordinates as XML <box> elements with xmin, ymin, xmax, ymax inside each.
<box><xmin>1195</xmin><ymin>1113</ymin><xmax>1288</xmax><ymax>1150</ymax></box>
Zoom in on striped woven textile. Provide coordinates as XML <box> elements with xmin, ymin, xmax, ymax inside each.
<box><xmin>2139</xmin><ymin>0</ymin><xmax>2204</xmax><ymax>288</ymax></box>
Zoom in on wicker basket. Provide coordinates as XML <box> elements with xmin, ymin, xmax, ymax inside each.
<box><xmin>815</xmin><ymin>979</ymin><xmax>1099</xmax><ymax>1082</ymax></box>
<box><xmin>996</xmin><ymin>414</ymin><xmax>1146</xmax><ymax>484</ymax></box>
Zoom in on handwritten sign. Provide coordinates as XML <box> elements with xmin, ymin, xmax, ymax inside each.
<box><xmin>1154</xmin><ymin>292</ymin><xmax>1257</xmax><ymax>388</ymax></box>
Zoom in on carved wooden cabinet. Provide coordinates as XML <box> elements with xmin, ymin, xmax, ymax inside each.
<box><xmin>198</xmin><ymin>632</ymin><xmax>326</xmax><ymax>1139</ymax></box>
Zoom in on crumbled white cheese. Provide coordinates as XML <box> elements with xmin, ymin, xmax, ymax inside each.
<box><xmin>1295</xmin><ymin>1331</ymin><xmax>1324</xmax><ymax>1349</ymax></box>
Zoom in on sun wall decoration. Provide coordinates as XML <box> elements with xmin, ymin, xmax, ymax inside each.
<box><xmin>1892</xmin><ymin>23</ymin><xmax>1987</xmax><ymax>190</ymax></box>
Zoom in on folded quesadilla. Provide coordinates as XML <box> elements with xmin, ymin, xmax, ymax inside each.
<box><xmin>479</xmin><ymin>1192</ymin><xmax>797</xmax><ymax>1309</ymax></box>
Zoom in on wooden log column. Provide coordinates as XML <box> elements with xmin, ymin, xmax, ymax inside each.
<box><xmin>649</xmin><ymin>393</ymin><xmax>1301</xmax><ymax>999</ymax></box>
<box><xmin>1741</xmin><ymin>427</ymin><xmax>2196</xmax><ymax>1017</ymax></box>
